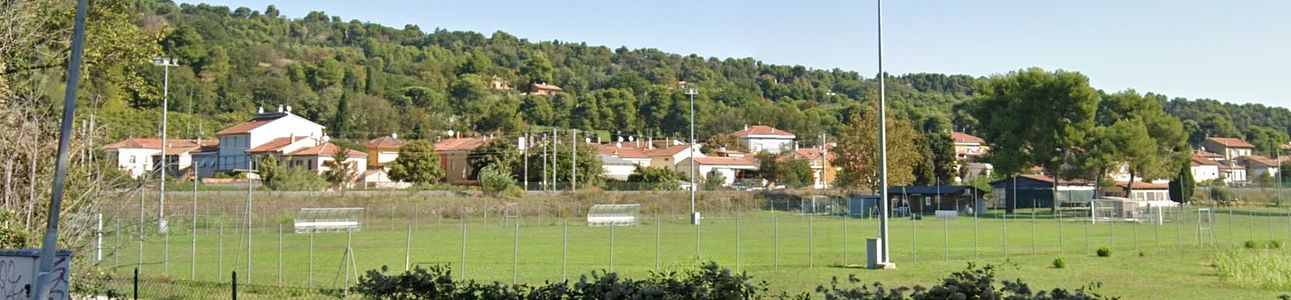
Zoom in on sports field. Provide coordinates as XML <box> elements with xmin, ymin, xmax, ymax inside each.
<box><xmin>88</xmin><ymin>192</ymin><xmax>1291</xmax><ymax>299</ymax></box>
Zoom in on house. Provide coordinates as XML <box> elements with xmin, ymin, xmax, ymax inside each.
<box><xmin>594</xmin><ymin>143</ymin><xmax>652</xmax><ymax>167</ymax></box>
<box><xmin>1218</xmin><ymin>160</ymin><xmax>1248</xmax><ymax>183</ymax></box>
<box><xmin>950</xmin><ymin>132</ymin><xmax>989</xmax><ymax>160</ymax></box>
<box><xmin>434</xmin><ymin>137</ymin><xmax>489</xmax><ymax>185</ymax></box>
<box><xmin>675</xmin><ymin>157</ymin><xmax>758</xmax><ymax>186</ymax></box>
<box><xmin>284</xmin><ymin>143</ymin><xmax>368</xmax><ymax>179</ymax></box>
<box><xmin>599</xmin><ymin>155</ymin><xmax>638</xmax><ymax>181</ymax></box>
<box><xmin>530</xmin><ymin>82</ymin><xmax>562</xmax><ymax>96</ymax></box>
<box><xmin>790</xmin><ymin>146</ymin><xmax>837</xmax><ymax>189</ymax></box>
<box><xmin>1202</xmin><ymin>137</ymin><xmax>1255</xmax><ymax>160</ymax></box>
<box><xmin>1102</xmin><ymin>181</ymin><xmax>1172</xmax><ymax>202</ymax></box>
<box><xmin>1240</xmin><ymin>155</ymin><xmax>1281</xmax><ymax>180</ymax></box>
<box><xmin>153</xmin><ymin>139</ymin><xmax>218</xmax><ymax>179</ymax></box>
<box><xmin>887</xmin><ymin>185</ymin><xmax>986</xmax><ymax>216</ymax></box>
<box><xmin>207</xmin><ymin>106</ymin><xmax>326</xmax><ymax>173</ymax></box>
<box><xmin>733</xmin><ymin>125</ymin><xmax>796</xmax><ymax>154</ymax></box>
<box><xmin>989</xmin><ymin>175</ymin><xmax>1096</xmax><ymax>213</ymax></box>
<box><xmin>104</xmin><ymin>138</ymin><xmax>209</xmax><ymax>178</ymax></box>
<box><xmin>365</xmin><ymin>134</ymin><xmax>406</xmax><ymax>168</ymax></box>
<box><xmin>647</xmin><ymin>144</ymin><xmax>705</xmax><ymax>169</ymax></box>
<box><xmin>488</xmin><ymin>75</ymin><xmax>512</xmax><ymax>91</ymax></box>
<box><xmin>1190</xmin><ymin>153</ymin><xmax>1221</xmax><ymax>182</ymax></box>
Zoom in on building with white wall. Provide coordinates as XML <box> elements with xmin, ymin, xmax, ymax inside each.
<box><xmin>734</xmin><ymin>125</ymin><xmax>795</xmax><ymax>154</ymax></box>
<box><xmin>206</xmin><ymin>106</ymin><xmax>326</xmax><ymax>173</ymax></box>
<box><xmin>1190</xmin><ymin>154</ymin><xmax>1220</xmax><ymax>183</ymax></box>
<box><xmin>676</xmin><ymin>157</ymin><xmax>757</xmax><ymax>186</ymax></box>
<box><xmin>1202</xmin><ymin>137</ymin><xmax>1255</xmax><ymax>161</ymax></box>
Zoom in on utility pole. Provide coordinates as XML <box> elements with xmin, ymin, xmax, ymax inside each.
<box><xmin>571</xmin><ymin>129</ymin><xmax>578</xmax><ymax>191</ymax></box>
<box><xmin>154</xmin><ymin>58</ymin><xmax>178</xmax><ymax>234</ymax></box>
<box><xmin>687</xmin><ymin>88</ymin><xmax>699</xmax><ymax>225</ymax></box>
<box><xmin>523</xmin><ymin>130</ymin><xmax>529</xmax><ymax>190</ymax></box>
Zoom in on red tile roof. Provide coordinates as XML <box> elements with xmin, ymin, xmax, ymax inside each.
<box><xmin>1206</xmin><ymin>137</ymin><xmax>1255</xmax><ymax>149</ymax></box>
<box><xmin>435</xmin><ymin>137</ymin><xmax>489</xmax><ymax>152</ymax></box>
<box><xmin>248</xmin><ymin>136</ymin><xmax>310</xmax><ymax>153</ymax></box>
<box><xmin>290</xmin><ymin>143</ymin><xmax>366</xmax><ymax>158</ymax></box>
<box><xmin>594</xmin><ymin>144</ymin><xmax>650</xmax><ymax>159</ymax></box>
<box><xmin>951</xmin><ymin>132</ymin><xmax>985</xmax><ymax>144</ymax></box>
<box><xmin>104</xmin><ymin>137</ymin><xmax>164</xmax><ymax>150</ymax></box>
<box><xmin>1190</xmin><ymin>154</ymin><xmax>1219</xmax><ymax>166</ymax></box>
<box><xmin>532</xmin><ymin>83</ymin><xmax>563</xmax><ymax>91</ymax></box>
<box><xmin>692</xmin><ymin>157</ymin><xmax>756</xmax><ymax>167</ymax></box>
<box><xmin>1115</xmin><ymin>181</ymin><xmax>1170</xmax><ymax>190</ymax></box>
<box><xmin>105</xmin><ymin>138</ymin><xmax>209</xmax><ymax>152</ymax></box>
<box><xmin>365</xmin><ymin>136</ymin><xmax>406</xmax><ymax>149</ymax></box>
<box><xmin>733</xmin><ymin>125</ymin><xmax>795</xmax><ymax>138</ymax></box>
<box><xmin>1016</xmin><ymin>174</ymin><xmax>1089</xmax><ymax>185</ymax></box>
<box><xmin>793</xmin><ymin>147</ymin><xmax>835</xmax><ymax>162</ymax></box>
<box><xmin>1242</xmin><ymin>155</ymin><xmax>1280</xmax><ymax>167</ymax></box>
<box><xmin>646</xmin><ymin>144</ymin><xmax>696</xmax><ymax>157</ymax></box>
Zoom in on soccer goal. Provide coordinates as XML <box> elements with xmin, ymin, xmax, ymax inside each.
<box><xmin>587</xmin><ymin>204</ymin><xmax>642</xmax><ymax>227</ymax></box>
<box><xmin>295</xmin><ymin>207</ymin><xmax>364</xmax><ymax>233</ymax></box>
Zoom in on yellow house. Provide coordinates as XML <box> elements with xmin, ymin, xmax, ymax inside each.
<box><xmin>435</xmin><ymin>137</ymin><xmax>488</xmax><ymax>185</ymax></box>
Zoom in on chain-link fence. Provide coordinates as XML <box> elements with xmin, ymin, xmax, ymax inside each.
<box><xmin>74</xmin><ymin>186</ymin><xmax>1291</xmax><ymax>298</ymax></box>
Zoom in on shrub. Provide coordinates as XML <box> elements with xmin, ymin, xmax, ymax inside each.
<box><xmin>1271</xmin><ymin>240</ymin><xmax>1285</xmax><ymax>249</ymax></box>
<box><xmin>1052</xmin><ymin>258</ymin><xmax>1066</xmax><ymax>269</ymax></box>
<box><xmin>1138</xmin><ymin>251</ymin><xmax>1147</xmax><ymax>257</ymax></box>
<box><xmin>349</xmin><ymin>262</ymin><xmax>1116</xmax><ymax>300</ymax></box>
<box><xmin>1245</xmin><ymin>240</ymin><xmax>1262</xmax><ymax>249</ymax></box>
<box><xmin>479</xmin><ymin>166</ymin><xmax>521</xmax><ymax>198</ymax></box>
<box><xmin>1096</xmin><ymin>247</ymin><xmax>1112</xmax><ymax>257</ymax></box>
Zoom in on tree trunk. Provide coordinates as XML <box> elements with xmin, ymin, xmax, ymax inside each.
<box><xmin>3</xmin><ymin>158</ymin><xmax>11</xmax><ymax>209</ymax></box>
<box><xmin>1126</xmin><ymin>169</ymin><xmax>1136</xmax><ymax>200</ymax></box>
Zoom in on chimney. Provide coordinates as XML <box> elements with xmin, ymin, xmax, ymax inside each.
<box><xmin>286</xmin><ymin>105</ymin><xmax>293</xmax><ymax>113</ymax></box>
<box><xmin>794</xmin><ymin>142</ymin><xmax>799</xmax><ymax>151</ymax></box>
<box><xmin>391</xmin><ymin>132</ymin><xmax>398</xmax><ymax>139</ymax></box>
<box><xmin>277</xmin><ymin>104</ymin><xmax>284</xmax><ymax>113</ymax></box>
<box><xmin>257</xmin><ymin>106</ymin><xmax>264</xmax><ymax>114</ymax></box>
<box><xmin>744</xmin><ymin>124</ymin><xmax>749</xmax><ymax>131</ymax></box>
<box><xmin>616</xmin><ymin>142</ymin><xmax>622</xmax><ymax>148</ymax></box>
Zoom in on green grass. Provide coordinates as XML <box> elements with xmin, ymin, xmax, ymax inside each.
<box><xmin>93</xmin><ymin>207</ymin><xmax>1291</xmax><ymax>299</ymax></box>
<box><xmin>1215</xmin><ymin>249</ymin><xmax>1291</xmax><ymax>290</ymax></box>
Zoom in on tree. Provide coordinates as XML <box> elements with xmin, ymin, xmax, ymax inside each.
<box><xmin>467</xmin><ymin>138</ymin><xmax>519</xmax><ymax>180</ymax></box>
<box><xmin>478</xmin><ymin>166</ymin><xmax>521</xmax><ymax>198</ymax></box>
<box><xmin>388</xmin><ymin>141</ymin><xmax>444</xmax><ymax>185</ymax></box>
<box><xmin>1096</xmin><ymin>91</ymin><xmax>1188</xmax><ymax>197</ymax></box>
<box><xmin>778</xmin><ymin>159</ymin><xmax>815</xmax><ymax>189</ymax></box>
<box><xmin>626</xmin><ymin>166</ymin><xmax>682</xmax><ymax>191</ymax></box>
<box><xmin>971</xmin><ymin>68</ymin><xmax>1098</xmax><ymax>212</ymax></box>
<box><xmin>914</xmin><ymin>131</ymin><xmax>956</xmax><ymax>185</ymax></box>
<box><xmin>702</xmin><ymin>133</ymin><xmax>748</xmax><ymax>155</ymax></box>
<box><xmin>332</xmin><ymin>92</ymin><xmax>351</xmax><ymax>138</ymax></box>
<box><xmin>257</xmin><ymin>155</ymin><xmax>283</xmax><ymax>189</ymax></box>
<box><xmin>1169</xmin><ymin>154</ymin><xmax>1195</xmax><ymax>204</ymax></box>
<box><xmin>323</xmin><ymin>146</ymin><xmax>358</xmax><ymax>191</ymax></box>
<box><xmin>833</xmin><ymin>105</ymin><xmax>920</xmax><ymax>192</ymax></box>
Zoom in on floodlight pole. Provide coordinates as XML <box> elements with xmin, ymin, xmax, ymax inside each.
<box><xmin>876</xmin><ymin>0</ymin><xmax>893</xmax><ymax>268</ymax></box>
<box><xmin>687</xmin><ymin>88</ymin><xmax>700</xmax><ymax>225</ymax></box>
<box><xmin>154</xmin><ymin>57</ymin><xmax>177</xmax><ymax>234</ymax></box>
<box><xmin>242</xmin><ymin>158</ymin><xmax>256</xmax><ymax>285</ymax></box>
<box><xmin>31</xmin><ymin>0</ymin><xmax>88</xmax><ymax>298</ymax></box>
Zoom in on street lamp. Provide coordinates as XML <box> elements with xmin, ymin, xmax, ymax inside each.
<box><xmin>873</xmin><ymin>0</ymin><xmax>895</xmax><ymax>269</ymax></box>
<box><xmin>686</xmin><ymin>88</ymin><xmax>700</xmax><ymax>225</ymax></box>
<box><xmin>153</xmin><ymin>57</ymin><xmax>178</xmax><ymax>234</ymax></box>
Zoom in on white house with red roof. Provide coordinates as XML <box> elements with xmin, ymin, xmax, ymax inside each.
<box><xmin>208</xmin><ymin>106</ymin><xmax>326</xmax><ymax>172</ymax></box>
<box><xmin>646</xmin><ymin>144</ymin><xmax>705</xmax><ymax>169</ymax></box>
<box><xmin>950</xmin><ymin>132</ymin><xmax>989</xmax><ymax>160</ymax></box>
<box><xmin>676</xmin><ymin>156</ymin><xmax>758</xmax><ymax>186</ymax></box>
<box><xmin>286</xmin><ymin>143</ymin><xmax>368</xmax><ymax>177</ymax></box>
<box><xmin>1190</xmin><ymin>153</ymin><xmax>1221</xmax><ymax>182</ymax></box>
<box><xmin>104</xmin><ymin>138</ymin><xmax>211</xmax><ymax>178</ymax></box>
<box><xmin>734</xmin><ymin>125</ymin><xmax>796</xmax><ymax>154</ymax></box>
<box><xmin>1202</xmin><ymin>137</ymin><xmax>1255</xmax><ymax>161</ymax></box>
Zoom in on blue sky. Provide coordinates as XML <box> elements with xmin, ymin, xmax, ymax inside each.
<box><xmin>182</xmin><ymin>0</ymin><xmax>1290</xmax><ymax>108</ymax></box>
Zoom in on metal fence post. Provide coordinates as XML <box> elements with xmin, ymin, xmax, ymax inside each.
<box><xmin>737</xmin><ymin>212</ymin><xmax>742</xmax><ymax>271</ymax></box>
<box><xmin>655</xmin><ymin>216</ymin><xmax>660</xmax><ymax>270</ymax></box>
<box><xmin>562</xmin><ymin>221</ymin><xmax>568</xmax><ymax>281</ymax></box>
<box><xmin>278</xmin><ymin>224</ymin><xmax>283</xmax><ymax>287</ymax></box>
<box><xmin>309</xmin><ymin>229</ymin><xmax>314</xmax><ymax>289</ymax></box>
<box><xmin>218</xmin><ymin>223</ymin><xmax>224</xmax><ymax>282</ymax></box>
<box><xmin>460</xmin><ymin>205</ymin><xmax>467</xmax><ymax>280</ymax></box>
<box><xmin>133</xmin><ymin>267</ymin><xmax>139</xmax><ymax>300</ymax></box>
<box><xmin>231</xmin><ymin>270</ymin><xmax>237</xmax><ymax>300</ymax></box>
<box><xmin>405</xmin><ymin>225</ymin><xmax>413</xmax><ymax>272</ymax></box>
<box><xmin>609</xmin><ymin>224</ymin><xmax>616</xmax><ymax>273</ymax></box>
<box><xmin>808</xmin><ymin>210</ymin><xmax>814</xmax><ymax>268</ymax></box>
<box><xmin>513</xmin><ymin>218</ymin><xmax>519</xmax><ymax>284</ymax></box>
<box><xmin>774</xmin><ymin>214</ymin><xmax>780</xmax><ymax>271</ymax></box>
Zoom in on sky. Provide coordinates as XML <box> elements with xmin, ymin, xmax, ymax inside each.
<box><xmin>181</xmin><ymin>0</ymin><xmax>1291</xmax><ymax>108</ymax></box>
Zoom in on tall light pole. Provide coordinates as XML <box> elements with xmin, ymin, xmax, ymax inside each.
<box><xmin>686</xmin><ymin>88</ymin><xmax>700</xmax><ymax>225</ymax></box>
<box><xmin>875</xmin><ymin>0</ymin><xmax>894</xmax><ymax>268</ymax></box>
<box><xmin>154</xmin><ymin>58</ymin><xmax>178</xmax><ymax>234</ymax></box>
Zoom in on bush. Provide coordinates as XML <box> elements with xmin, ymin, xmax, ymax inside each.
<box><xmin>1243</xmin><ymin>240</ymin><xmax>1284</xmax><ymax>249</ymax></box>
<box><xmin>1245</xmin><ymin>240</ymin><xmax>1262</xmax><ymax>249</ymax></box>
<box><xmin>1271</xmin><ymin>240</ymin><xmax>1285</xmax><ymax>249</ymax></box>
<box><xmin>1052</xmin><ymin>258</ymin><xmax>1066</xmax><ymax>269</ymax></box>
<box><xmin>348</xmin><ymin>262</ymin><xmax>1116</xmax><ymax>300</ymax></box>
<box><xmin>1097</xmin><ymin>247</ymin><xmax>1112</xmax><ymax>257</ymax></box>
<box><xmin>479</xmin><ymin>166</ymin><xmax>521</xmax><ymax>198</ymax></box>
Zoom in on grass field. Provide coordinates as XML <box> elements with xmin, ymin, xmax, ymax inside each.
<box><xmin>87</xmin><ymin>199</ymin><xmax>1291</xmax><ymax>299</ymax></box>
